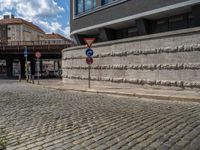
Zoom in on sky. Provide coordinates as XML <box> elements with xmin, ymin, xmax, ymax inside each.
<box><xmin>0</xmin><ymin>0</ymin><xmax>70</xmax><ymax>38</ymax></box>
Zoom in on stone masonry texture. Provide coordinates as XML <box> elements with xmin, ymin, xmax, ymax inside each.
<box><xmin>1</xmin><ymin>80</ymin><xmax>200</xmax><ymax>149</ymax></box>
<box><xmin>62</xmin><ymin>27</ymin><xmax>200</xmax><ymax>89</ymax></box>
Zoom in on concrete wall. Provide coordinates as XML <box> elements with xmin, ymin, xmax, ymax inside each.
<box><xmin>62</xmin><ymin>27</ymin><xmax>200</xmax><ymax>89</ymax></box>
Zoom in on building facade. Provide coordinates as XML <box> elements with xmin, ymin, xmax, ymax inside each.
<box><xmin>0</xmin><ymin>24</ymin><xmax>8</xmax><ymax>45</ymax></box>
<box><xmin>71</xmin><ymin>0</ymin><xmax>200</xmax><ymax>44</ymax></box>
<box><xmin>0</xmin><ymin>15</ymin><xmax>72</xmax><ymax>78</ymax></box>
<box><xmin>62</xmin><ymin>0</ymin><xmax>200</xmax><ymax>89</ymax></box>
<box><xmin>45</xmin><ymin>33</ymin><xmax>72</xmax><ymax>45</ymax></box>
<box><xmin>0</xmin><ymin>15</ymin><xmax>45</xmax><ymax>44</ymax></box>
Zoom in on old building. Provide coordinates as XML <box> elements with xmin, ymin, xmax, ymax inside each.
<box><xmin>0</xmin><ymin>24</ymin><xmax>8</xmax><ymax>45</ymax></box>
<box><xmin>70</xmin><ymin>0</ymin><xmax>200</xmax><ymax>44</ymax></box>
<box><xmin>0</xmin><ymin>15</ymin><xmax>71</xmax><ymax>78</ymax></box>
<box><xmin>45</xmin><ymin>33</ymin><xmax>72</xmax><ymax>45</ymax></box>
<box><xmin>0</xmin><ymin>15</ymin><xmax>45</xmax><ymax>44</ymax></box>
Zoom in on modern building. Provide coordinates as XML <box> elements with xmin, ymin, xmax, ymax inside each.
<box><xmin>0</xmin><ymin>15</ymin><xmax>45</xmax><ymax>44</ymax></box>
<box><xmin>70</xmin><ymin>0</ymin><xmax>200</xmax><ymax>44</ymax></box>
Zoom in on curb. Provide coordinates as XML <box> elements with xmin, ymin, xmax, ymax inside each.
<box><xmin>39</xmin><ymin>85</ymin><xmax>200</xmax><ymax>103</ymax></box>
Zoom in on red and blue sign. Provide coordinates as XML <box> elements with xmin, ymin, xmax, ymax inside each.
<box><xmin>86</xmin><ymin>57</ymin><xmax>93</xmax><ymax>65</ymax></box>
<box><xmin>85</xmin><ymin>48</ymin><xmax>94</xmax><ymax>57</ymax></box>
<box><xmin>84</xmin><ymin>38</ymin><xmax>95</xmax><ymax>65</ymax></box>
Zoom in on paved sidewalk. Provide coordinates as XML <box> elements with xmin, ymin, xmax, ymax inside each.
<box><xmin>36</xmin><ymin>79</ymin><xmax>200</xmax><ymax>102</ymax></box>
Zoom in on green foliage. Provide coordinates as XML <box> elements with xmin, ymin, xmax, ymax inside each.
<box><xmin>0</xmin><ymin>129</ymin><xmax>7</xmax><ymax>148</ymax></box>
<box><xmin>16</xmin><ymin>138</ymin><xmax>20</xmax><ymax>145</ymax></box>
<box><xmin>0</xmin><ymin>137</ymin><xmax>7</xmax><ymax>147</ymax></box>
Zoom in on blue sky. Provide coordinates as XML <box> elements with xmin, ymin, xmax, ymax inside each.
<box><xmin>0</xmin><ymin>0</ymin><xmax>70</xmax><ymax>37</ymax></box>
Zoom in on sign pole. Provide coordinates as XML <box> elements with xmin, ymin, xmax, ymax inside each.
<box><xmin>88</xmin><ymin>64</ymin><xmax>91</xmax><ymax>88</ymax></box>
<box><xmin>24</xmin><ymin>46</ymin><xmax>28</xmax><ymax>82</ymax></box>
<box><xmin>37</xmin><ymin>58</ymin><xmax>40</xmax><ymax>85</ymax></box>
<box><xmin>35</xmin><ymin>51</ymin><xmax>41</xmax><ymax>84</ymax></box>
<box><xmin>25</xmin><ymin>56</ymin><xmax>28</xmax><ymax>82</ymax></box>
<box><xmin>84</xmin><ymin>38</ymin><xmax>95</xmax><ymax>89</ymax></box>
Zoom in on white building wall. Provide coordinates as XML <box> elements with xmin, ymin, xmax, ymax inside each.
<box><xmin>7</xmin><ymin>24</ymin><xmax>44</xmax><ymax>43</ymax></box>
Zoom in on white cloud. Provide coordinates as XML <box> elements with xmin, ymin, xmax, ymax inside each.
<box><xmin>37</xmin><ymin>20</ymin><xmax>61</xmax><ymax>33</ymax></box>
<box><xmin>0</xmin><ymin>0</ymin><xmax>70</xmax><ymax>38</ymax></box>
<box><xmin>35</xmin><ymin>19</ymin><xmax>70</xmax><ymax>38</ymax></box>
<box><xmin>0</xmin><ymin>0</ymin><xmax>64</xmax><ymax>18</ymax></box>
<box><xmin>63</xmin><ymin>26</ymin><xmax>70</xmax><ymax>38</ymax></box>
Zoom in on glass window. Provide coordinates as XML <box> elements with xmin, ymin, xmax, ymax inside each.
<box><xmin>76</xmin><ymin>0</ymin><xmax>96</xmax><ymax>15</ymax></box>
<box><xmin>77</xmin><ymin>0</ymin><xmax>84</xmax><ymax>14</ymax></box>
<box><xmin>102</xmin><ymin>0</ymin><xmax>115</xmax><ymax>5</ymax></box>
<box><xmin>85</xmin><ymin>0</ymin><xmax>92</xmax><ymax>10</ymax></box>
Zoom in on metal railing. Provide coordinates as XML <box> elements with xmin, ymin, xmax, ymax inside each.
<box><xmin>3</xmin><ymin>40</ymin><xmax>72</xmax><ymax>46</ymax></box>
<box><xmin>0</xmin><ymin>41</ymin><xmax>72</xmax><ymax>52</ymax></box>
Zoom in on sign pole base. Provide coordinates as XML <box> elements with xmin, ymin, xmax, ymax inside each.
<box><xmin>89</xmin><ymin>64</ymin><xmax>91</xmax><ymax>88</ymax></box>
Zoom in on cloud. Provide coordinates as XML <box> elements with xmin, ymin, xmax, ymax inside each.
<box><xmin>63</xmin><ymin>26</ymin><xmax>70</xmax><ymax>38</ymax></box>
<box><xmin>35</xmin><ymin>19</ymin><xmax>70</xmax><ymax>38</ymax></box>
<box><xmin>0</xmin><ymin>0</ymin><xmax>70</xmax><ymax>38</ymax></box>
<box><xmin>0</xmin><ymin>0</ymin><xmax>64</xmax><ymax>18</ymax></box>
<box><xmin>37</xmin><ymin>20</ymin><xmax>61</xmax><ymax>33</ymax></box>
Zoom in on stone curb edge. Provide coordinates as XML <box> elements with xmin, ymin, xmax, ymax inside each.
<box><xmin>38</xmin><ymin>84</ymin><xmax>200</xmax><ymax>103</ymax></box>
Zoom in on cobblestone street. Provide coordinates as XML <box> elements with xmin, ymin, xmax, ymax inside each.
<box><xmin>0</xmin><ymin>80</ymin><xmax>200</xmax><ymax>150</ymax></box>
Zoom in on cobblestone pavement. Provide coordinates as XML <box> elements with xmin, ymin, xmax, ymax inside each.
<box><xmin>0</xmin><ymin>81</ymin><xmax>200</xmax><ymax>150</ymax></box>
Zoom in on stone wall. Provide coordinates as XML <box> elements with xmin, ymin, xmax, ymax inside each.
<box><xmin>62</xmin><ymin>27</ymin><xmax>200</xmax><ymax>89</ymax></box>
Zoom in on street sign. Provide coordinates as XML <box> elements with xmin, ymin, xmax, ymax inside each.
<box><xmin>35</xmin><ymin>51</ymin><xmax>41</xmax><ymax>58</ymax></box>
<box><xmin>86</xmin><ymin>57</ymin><xmax>93</xmax><ymax>65</ymax></box>
<box><xmin>84</xmin><ymin>38</ymin><xmax>95</xmax><ymax>89</ymax></box>
<box><xmin>24</xmin><ymin>47</ymin><xmax>28</xmax><ymax>57</ymax></box>
<box><xmin>84</xmin><ymin>38</ymin><xmax>95</xmax><ymax>48</ymax></box>
<box><xmin>85</xmin><ymin>48</ymin><xmax>94</xmax><ymax>57</ymax></box>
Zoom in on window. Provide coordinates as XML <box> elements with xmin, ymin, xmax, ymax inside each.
<box><xmin>102</xmin><ymin>0</ymin><xmax>115</xmax><ymax>5</ymax></box>
<box><xmin>76</xmin><ymin>0</ymin><xmax>96</xmax><ymax>15</ymax></box>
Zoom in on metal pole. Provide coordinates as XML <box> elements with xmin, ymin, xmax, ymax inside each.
<box><xmin>37</xmin><ymin>58</ymin><xmax>40</xmax><ymax>85</ymax></box>
<box><xmin>25</xmin><ymin>57</ymin><xmax>28</xmax><ymax>82</ymax></box>
<box><xmin>32</xmin><ymin>75</ymin><xmax>34</xmax><ymax>84</ymax></box>
<box><xmin>88</xmin><ymin>64</ymin><xmax>91</xmax><ymax>88</ymax></box>
<box><xmin>19</xmin><ymin>61</ymin><xmax>21</xmax><ymax>82</ymax></box>
<box><xmin>19</xmin><ymin>74</ymin><xmax>21</xmax><ymax>82</ymax></box>
<box><xmin>29</xmin><ymin>74</ymin><xmax>31</xmax><ymax>83</ymax></box>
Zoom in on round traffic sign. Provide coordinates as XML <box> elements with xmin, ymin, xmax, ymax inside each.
<box><xmin>85</xmin><ymin>48</ymin><xmax>94</xmax><ymax>57</ymax></box>
<box><xmin>35</xmin><ymin>51</ymin><xmax>41</xmax><ymax>58</ymax></box>
<box><xmin>86</xmin><ymin>57</ymin><xmax>93</xmax><ymax>65</ymax></box>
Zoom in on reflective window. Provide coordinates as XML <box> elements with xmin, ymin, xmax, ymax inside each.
<box><xmin>102</xmin><ymin>0</ymin><xmax>115</xmax><ymax>5</ymax></box>
<box><xmin>76</xmin><ymin>0</ymin><xmax>96</xmax><ymax>15</ymax></box>
<box><xmin>77</xmin><ymin>0</ymin><xmax>84</xmax><ymax>13</ymax></box>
